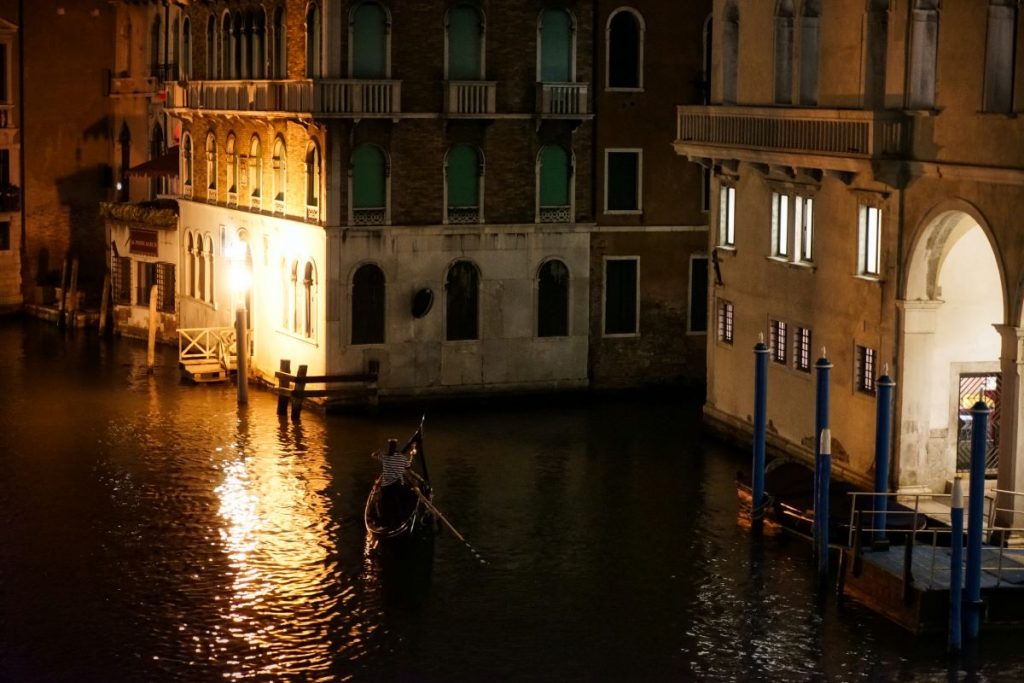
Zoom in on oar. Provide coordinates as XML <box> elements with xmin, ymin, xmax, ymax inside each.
<box><xmin>410</xmin><ymin>485</ymin><xmax>486</xmax><ymax>565</ymax></box>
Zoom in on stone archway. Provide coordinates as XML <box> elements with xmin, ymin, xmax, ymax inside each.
<box><xmin>899</xmin><ymin>207</ymin><xmax>1006</xmax><ymax>493</ymax></box>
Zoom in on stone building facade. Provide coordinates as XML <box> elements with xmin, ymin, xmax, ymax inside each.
<box><xmin>0</xmin><ymin>5</ymin><xmax>20</xmax><ymax>312</ymax></box>
<box><xmin>675</xmin><ymin>1</ymin><xmax>1024</xmax><ymax>515</ymax></box>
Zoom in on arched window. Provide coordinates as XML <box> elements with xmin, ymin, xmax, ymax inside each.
<box><xmin>231</xmin><ymin>11</ymin><xmax>243</xmax><ymax>79</ymax></box>
<box><xmin>305</xmin><ymin>141</ymin><xmax>321</xmax><ymax>212</ymax></box>
<box><xmin>351</xmin><ymin>2</ymin><xmax>388</xmax><ymax>78</ymax></box>
<box><xmin>150</xmin><ymin>16</ymin><xmax>162</xmax><ymax>78</ymax></box>
<box><xmin>306</xmin><ymin>2</ymin><xmax>322</xmax><ymax>78</ymax></box>
<box><xmin>248</xmin><ymin>136</ymin><xmax>262</xmax><ymax>203</ymax></box>
<box><xmin>799</xmin><ymin>0</ymin><xmax>820</xmax><ymax>105</ymax></box>
<box><xmin>182</xmin><ymin>133</ymin><xmax>193</xmax><ymax>188</ymax></box>
<box><xmin>272</xmin><ymin>136</ymin><xmax>286</xmax><ymax>208</ymax></box>
<box><xmin>446</xmin><ymin>4</ymin><xmax>484</xmax><ymax>80</ymax></box>
<box><xmin>538</xmin><ymin>8</ymin><xmax>574</xmax><ymax>82</ymax></box>
<box><xmin>303</xmin><ymin>261</ymin><xmax>316</xmax><ymax>338</ymax></box>
<box><xmin>446</xmin><ymin>261</ymin><xmax>480</xmax><ymax>341</ymax></box>
<box><xmin>186</xmin><ymin>232</ymin><xmax>196</xmax><ymax>297</ymax></box>
<box><xmin>351</xmin><ymin>264</ymin><xmax>385</xmax><ymax>345</ymax></box>
<box><xmin>205</xmin><ymin>235</ymin><xmax>215</xmax><ymax>304</ymax></box>
<box><xmin>226</xmin><ymin>133</ymin><xmax>238</xmax><ymax>200</ymax></box>
<box><xmin>722</xmin><ymin>1</ymin><xmax>739</xmax><ymax>104</ymax></box>
<box><xmin>907</xmin><ymin>0</ymin><xmax>939</xmax><ymax>109</ymax></box>
<box><xmin>221</xmin><ymin>13</ymin><xmax>233</xmax><ymax>79</ymax></box>
<box><xmin>170</xmin><ymin>17</ymin><xmax>179</xmax><ymax>79</ymax></box>
<box><xmin>206</xmin><ymin>16</ymin><xmax>217</xmax><ymax>79</ymax></box>
<box><xmin>289</xmin><ymin>261</ymin><xmax>299</xmax><ymax>332</ymax></box>
<box><xmin>205</xmin><ymin>132</ymin><xmax>217</xmax><ymax>193</ymax></box>
<box><xmin>537</xmin><ymin>259</ymin><xmax>569</xmax><ymax>337</ymax></box>
<box><xmin>280</xmin><ymin>259</ymin><xmax>289</xmax><ymax>328</ymax></box>
<box><xmin>446</xmin><ymin>144</ymin><xmax>482</xmax><ymax>224</ymax></box>
<box><xmin>196</xmin><ymin>234</ymin><xmax>206</xmax><ymax>301</ymax></box>
<box><xmin>351</xmin><ymin>144</ymin><xmax>387</xmax><ymax>225</ymax></box>
<box><xmin>252</xmin><ymin>9</ymin><xmax>266</xmax><ymax>80</ymax></box>
<box><xmin>984</xmin><ymin>0</ymin><xmax>1018</xmax><ymax>112</ymax></box>
<box><xmin>774</xmin><ymin>1</ymin><xmax>794</xmax><ymax>104</ymax></box>
<box><xmin>607</xmin><ymin>9</ymin><xmax>643</xmax><ymax>89</ymax></box>
<box><xmin>273</xmin><ymin>7</ymin><xmax>287</xmax><ymax>78</ymax></box>
<box><xmin>537</xmin><ymin>144</ymin><xmax>571</xmax><ymax>223</ymax></box>
<box><xmin>182</xmin><ymin>17</ymin><xmax>192</xmax><ymax>80</ymax></box>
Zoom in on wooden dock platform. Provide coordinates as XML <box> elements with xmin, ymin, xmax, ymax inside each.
<box><xmin>841</xmin><ymin>544</ymin><xmax>1024</xmax><ymax>632</ymax></box>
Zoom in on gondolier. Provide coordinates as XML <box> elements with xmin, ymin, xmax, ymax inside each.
<box><xmin>378</xmin><ymin>438</ymin><xmax>412</xmax><ymax>525</ymax></box>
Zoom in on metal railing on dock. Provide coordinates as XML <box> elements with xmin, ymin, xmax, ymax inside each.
<box><xmin>846</xmin><ymin>490</ymin><xmax>1024</xmax><ymax>588</ymax></box>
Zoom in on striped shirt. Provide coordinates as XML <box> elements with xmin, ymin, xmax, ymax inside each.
<box><xmin>381</xmin><ymin>449</ymin><xmax>409</xmax><ymax>487</ymax></box>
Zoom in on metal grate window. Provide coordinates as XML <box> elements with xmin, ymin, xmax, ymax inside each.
<box><xmin>156</xmin><ymin>262</ymin><xmax>176</xmax><ymax>313</ymax></box>
<box><xmin>770</xmin><ymin>319</ymin><xmax>788</xmax><ymax>364</ymax></box>
<box><xmin>795</xmin><ymin>326</ymin><xmax>812</xmax><ymax>372</ymax></box>
<box><xmin>113</xmin><ymin>256</ymin><xmax>132</xmax><ymax>305</ymax></box>
<box><xmin>856</xmin><ymin>345</ymin><xmax>877</xmax><ymax>394</ymax></box>
<box><xmin>717</xmin><ymin>299</ymin><xmax>734</xmax><ymax>344</ymax></box>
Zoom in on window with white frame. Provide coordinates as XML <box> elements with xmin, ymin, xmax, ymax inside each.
<box><xmin>605</xmin><ymin>149</ymin><xmax>641</xmax><ymax>213</ymax></box>
<box><xmin>719</xmin><ymin>185</ymin><xmax>736</xmax><ymax>247</ymax></box>
<box><xmin>856</xmin><ymin>344</ymin><xmax>877</xmax><ymax>394</ymax></box>
<box><xmin>205</xmin><ymin>132</ymin><xmax>217</xmax><ymax>192</ymax></box>
<box><xmin>248</xmin><ymin>135</ymin><xmax>262</xmax><ymax>200</ymax></box>
<box><xmin>603</xmin><ymin>257</ymin><xmax>639</xmax><ymax>336</ymax></box>
<box><xmin>226</xmin><ymin>133</ymin><xmax>237</xmax><ymax>199</ymax></box>
<box><xmin>769</xmin><ymin>318</ymin><xmax>788</xmax><ymax>364</ymax></box>
<box><xmin>794</xmin><ymin>326</ymin><xmax>812</xmax><ymax>372</ymax></box>
<box><xmin>858</xmin><ymin>204</ymin><xmax>882</xmax><ymax>276</ymax></box>
<box><xmin>272</xmin><ymin>136</ymin><xmax>286</xmax><ymax>207</ymax></box>
<box><xmin>771</xmin><ymin>191</ymin><xmax>813</xmax><ymax>263</ymax></box>
<box><xmin>717</xmin><ymin>299</ymin><xmax>734</xmax><ymax>344</ymax></box>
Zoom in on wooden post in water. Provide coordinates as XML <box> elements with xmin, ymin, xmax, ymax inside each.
<box><xmin>67</xmin><ymin>258</ymin><xmax>79</xmax><ymax>327</ymax></box>
<box><xmin>57</xmin><ymin>256</ymin><xmax>69</xmax><ymax>328</ymax></box>
<box><xmin>98</xmin><ymin>274</ymin><xmax>110</xmax><ymax>335</ymax></box>
<box><xmin>276</xmin><ymin>359</ymin><xmax>292</xmax><ymax>415</ymax></box>
<box><xmin>291</xmin><ymin>364</ymin><xmax>308</xmax><ymax>420</ymax></box>
<box><xmin>147</xmin><ymin>284</ymin><xmax>158</xmax><ymax>373</ymax></box>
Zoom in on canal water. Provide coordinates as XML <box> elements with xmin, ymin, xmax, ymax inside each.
<box><xmin>1</xmin><ymin>318</ymin><xmax>1022</xmax><ymax>682</ymax></box>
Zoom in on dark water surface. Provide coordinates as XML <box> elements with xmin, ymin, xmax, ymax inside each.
<box><xmin>1</xmin><ymin>318</ymin><xmax>1023</xmax><ymax>682</ymax></box>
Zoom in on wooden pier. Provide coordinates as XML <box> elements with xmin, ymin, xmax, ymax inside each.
<box><xmin>273</xmin><ymin>359</ymin><xmax>378</xmax><ymax>418</ymax></box>
<box><xmin>178</xmin><ymin>327</ymin><xmax>236</xmax><ymax>382</ymax></box>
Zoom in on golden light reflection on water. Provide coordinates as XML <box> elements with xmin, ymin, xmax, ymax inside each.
<box><xmin>211</xmin><ymin>421</ymin><xmax>349</xmax><ymax>679</ymax></box>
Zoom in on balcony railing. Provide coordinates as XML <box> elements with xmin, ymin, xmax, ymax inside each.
<box><xmin>306</xmin><ymin>205</ymin><xmax>320</xmax><ymax>223</ymax></box>
<box><xmin>537</xmin><ymin>83</ymin><xmax>589</xmax><ymax>116</ymax></box>
<box><xmin>674</xmin><ymin>105</ymin><xmax>907</xmax><ymax>161</ymax></box>
<box><xmin>447</xmin><ymin>206</ymin><xmax>481</xmax><ymax>224</ymax></box>
<box><xmin>315</xmin><ymin>79</ymin><xmax>401</xmax><ymax>115</ymax></box>
<box><xmin>539</xmin><ymin>205</ymin><xmax>571</xmax><ymax>223</ymax></box>
<box><xmin>352</xmin><ymin>208</ymin><xmax>386</xmax><ymax>226</ymax></box>
<box><xmin>170</xmin><ymin>79</ymin><xmax>403</xmax><ymax>116</ymax></box>
<box><xmin>445</xmin><ymin>81</ymin><xmax>496</xmax><ymax>116</ymax></box>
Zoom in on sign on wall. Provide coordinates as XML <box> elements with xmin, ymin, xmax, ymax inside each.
<box><xmin>129</xmin><ymin>228</ymin><xmax>159</xmax><ymax>257</ymax></box>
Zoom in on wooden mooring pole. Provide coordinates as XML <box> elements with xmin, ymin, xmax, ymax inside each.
<box><xmin>67</xmin><ymin>258</ymin><xmax>79</xmax><ymax>328</ymax></box>
<box><xmin>57</xmin><ymin>256</ymin><xmax>69</xmax><ymax>329</ymax></box>
<box><xmin>290</xmin><ymin>364</ymin><xmax>308</xmax><ymax>420</ymax></box>
<box><xmin>98</xmin><ymin>274</ymin><xmax>110</xmax><ymax>336</ymax></box>
<box><xmin>276</xmin><ymin>359</ymin><xmax>292</xmax><ymax>415</ymax></box>
<box><xmin>147</xmin><ymin>284</ymin><xmax>158</xmax><ymax>373</ymax></box>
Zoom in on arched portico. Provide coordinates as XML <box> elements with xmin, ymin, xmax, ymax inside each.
<box><xmin>899</xmin><ymin>205</ymin><xmax>1009</xmax><ymax>495</ymax></box>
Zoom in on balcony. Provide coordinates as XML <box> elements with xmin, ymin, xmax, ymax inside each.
<box><xmin>444</xmin><ymin>81</ymin><xmax>496</xmax><ymax>116</ymax></box>
<box><xmin>169</xmin><ymin>79</ymin><xmax>403</xmax><ymax>117</ymax></box>
<box><xmin>108</xmin><ymin>73</ymin><xmax>159</xmax><ymax>98</ymax></box>
<box><xmin>674</xmin><ymin>105</ymin><xmax>907</xmax><ymax>176</ymax></box>
<box><xmin>536</xmin><ymin>83</ymin><xmax>589</xmax><ymax>117</ymax></box>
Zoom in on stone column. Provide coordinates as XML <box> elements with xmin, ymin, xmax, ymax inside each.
<box><xmin>897</xmin><ymin>300</ymin><xmax>941</xmax><ymax>490</ymax></box>
<box><xmin>994</xmin><ymin>324</ymin><xmax>1024</xmax><ymax>528</ymax></box>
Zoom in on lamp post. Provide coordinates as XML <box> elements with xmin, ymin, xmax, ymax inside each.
<box><xmin>229</xmin><ymin>245</ymin><xmax>251</xmax><ymax>405</ymax></box>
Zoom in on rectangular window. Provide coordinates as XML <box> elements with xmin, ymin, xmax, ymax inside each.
<box><xmin>770</xmin><ymin>319</ymin><xmax>788</xmax><ymax>364</ymax></box>
<box><xmin>156</xmin><ymin>262</ymin><xmax>176</xmax><ymax>313</ymax></box>
<box><xmin>604</xmin><ymin>257</ymin><xmax>639</xmax><ymax>335</ymax></box>
<box><xmin>795</xmin><ymin>326</ymin><xmax>812</xmax><ymax>372</ymax></box>
<box><xmin>772</xmin><ymin>192</ymin><xmax>814</xmax><ymax>263</ymax></box>
<box><xmin>717</xmin><ymin>299</ymin><xmax>734</xmax><ymax>344</ymax></box>
<box><xmin>858</xmin><ymin>205</ymin><xmax>882</xmax><ymax>276</ymax></box>
<box><xmin>719</xmin><ymin>185</ymin><xmax>736</xmax><ymax>247</ymax></box>
<box><xmin>0</xmin><ymin>221</ymin><xmax>8</xmax><ymax>250</ymax></box>
<box><xmin>113</xmin><ymin>256</ymin><xmax>132</xmax><ymax>305</ymax></box>
<box><xmin>688</xmin><ymin>255</ymin><xmax>708</xmax><ymax>334</ymax></box>
<box><xmin>771</xmin><ymin>192</ymin><xmax>790</xmax><ymax>257</ymax></box>
<box><xmin>605</xmin><ymin>150</ymin><xmax>641</xmax><ymax>212</ymax></box>
<box><xmin>856</xmin><ymin>345</ymin><xmax>877</xmax><ymax>394</ymax></box>
<box><xmin>136</xmin><ymin>261</ymin><xmax>158</xmax><ymax>307</ymax></box>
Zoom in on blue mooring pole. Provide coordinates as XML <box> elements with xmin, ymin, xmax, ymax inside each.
<box><xmin>949</xmin><ymin>476</ymin><xmax>964</xmax><ymax>653</ymax></box>
<box><xmin>814</xmin><ymin>352</ymin><xmax>833</xmax><ymax>576</ymax></box>
<box><xmin>965</xmin><ymin>398</ymin><xmax>990</xmax><ymax>640</ymax></box>
<box><xmin>873</xmin><ymin>371</ymin><xmax>896</xmax><ymax>547</ymax></box>
<box><xmin>752</xmin><ymin>337</ymin><xmax>770</xmax><ymax>534</ymax></box>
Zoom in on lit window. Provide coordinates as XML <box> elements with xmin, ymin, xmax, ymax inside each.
<box><xmin>858</xmin><ymin>205</ymin><xmax>882</xmax><ymax>276</ymax></box>
<box><xmin>771</xmin><ymin>192</ymin><xmax>790</xmax><ymax>257</ymax></box>
<box><xmin>795</xmin><ymin>326</ymin><xmax>811</xmax><ymax>373</ymax></box>
<box><xmin>856</xmin><ymin>345</ymin><xmax>877</xmax><ymax>394</ymax></box>
<box><xmin>770</xmin><ymin>319</ymin><xmax>788</xmax><ymax>364</ymax></box>
<box><xmin>771</xmin><ymin>192</ymin><xmax>814</xmax><ymax>263</ymax></box>
<box><xmin>717</xmin><ymin>299</ymin><xmax>734</xmax><ymax>344</ymax></box>
<box><xmin>719</xmin><ymin>185</ymin><xmax>736</xmax><ymax>247</ymax></box>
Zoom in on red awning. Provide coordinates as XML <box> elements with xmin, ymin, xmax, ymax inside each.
<box><xmin>127</xmin><ymin>146</ymin><xmax>179</xmax><ymax>178</ymax></box>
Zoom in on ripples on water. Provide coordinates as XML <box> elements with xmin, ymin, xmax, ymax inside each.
<box><xmin>2</xmin><ymin>318</ymin><xmax>1024</xmax><ymax>681</ymax></box>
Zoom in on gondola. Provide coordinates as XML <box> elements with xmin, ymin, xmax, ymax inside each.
<box><xmin>364</xmin><ymin>418</ymin><xmax>436</xmax><ymax>545</ymax></box>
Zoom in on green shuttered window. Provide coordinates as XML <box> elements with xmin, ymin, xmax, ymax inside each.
<box><xmin>539</xmin><ymin>145</ymin><xmax>570</xmax><ymax>207</ymax></box>
<box><xmin>352</xmin><ymin>145</ymin><xmax>386</xmax><ymax>209</ymax></box>
<box><xmin>353</xmin><ymin>2</ymin><xmax>388</xmax><ymax>78</ymax></box>
<box><xmin>448</xmin><ymin>5</ymin><xmax>482</xmax><ymax>80</ymax></box>
<box><xmin>540</xmin><ymin>8</ymin><xmax>572</xmax><ymax>82</ymax></box>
